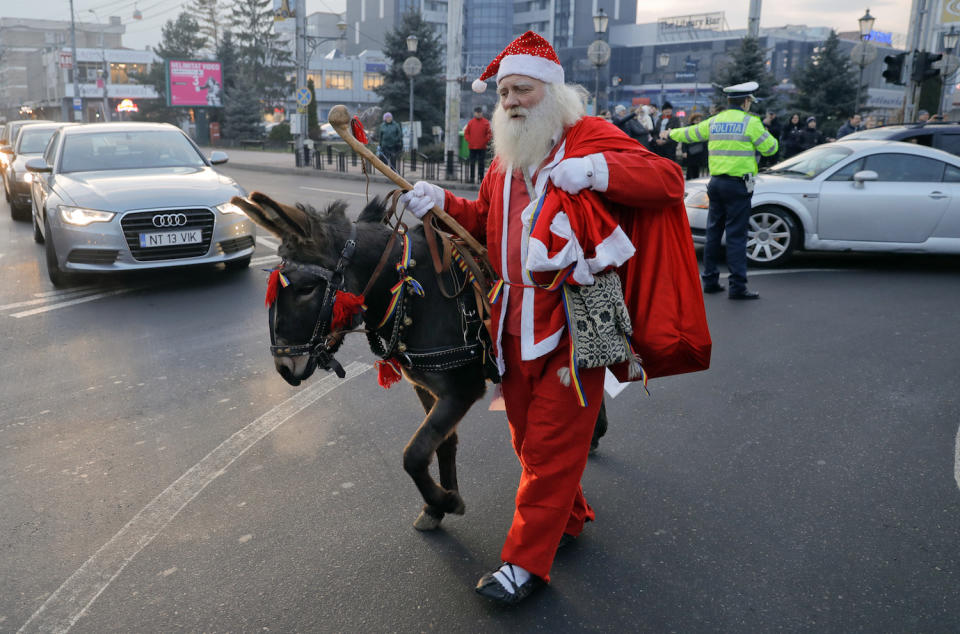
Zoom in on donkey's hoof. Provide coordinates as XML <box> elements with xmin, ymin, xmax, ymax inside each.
<box><xmin>413</xmin><ymin>510</ymin><xmax>443</xmax><ymax>531</ymax></box>
<box><xmin>446</xmin><ymin>492</ymin><xmax>466</xmax><ymax>516</ymax></box>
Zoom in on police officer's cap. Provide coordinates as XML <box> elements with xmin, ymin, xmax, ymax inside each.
<box><xmin>723</xmin><ymin>81</ymin><xmax>760</xmax><ymax>101</ymax></box>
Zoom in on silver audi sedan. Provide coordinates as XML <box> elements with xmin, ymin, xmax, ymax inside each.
<box><xmin>27</xmin><ymin>122</ymin><xmax>255</xmax><ymax>286</ymax></box>
<box><xmin>683</xmin><ymin>140</ymin><xmax>960</xmax><ymax>267</ymax></box>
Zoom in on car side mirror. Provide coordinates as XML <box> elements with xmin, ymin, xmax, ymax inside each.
<box><xmin>209</xmin><ymin>151</ymin><xmax>228</xmax><ymax>165</ymax></box>
<box><xmin>25</xmin><ymin>157</ymin><xmax>52</xmax><ymax>173</ymax></box>
<box><xmin>852</xmin><ymin>170</ymin><xmax>878</xmax><ymax>187</ymax></box>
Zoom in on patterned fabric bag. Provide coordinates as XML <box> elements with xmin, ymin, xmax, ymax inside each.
<box><xmin>562</xmin><ymin>271</ymin><xmax>634</xmax><ymax>368</ymax></box>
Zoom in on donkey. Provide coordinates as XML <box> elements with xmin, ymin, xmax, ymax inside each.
<box><xmin>234</xmin><ymin>192</ymin><xmax>489</xmax><ymax>531</ymax></box>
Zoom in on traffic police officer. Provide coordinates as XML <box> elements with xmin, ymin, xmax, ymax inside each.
<box><xmin>664</xmin><ymin>81</ymin><xmax>778</xmax><ymax>299</ymax></box>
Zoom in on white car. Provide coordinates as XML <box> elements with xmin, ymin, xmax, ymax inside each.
<box><xmin>683</xmin><ymin>140</ymin><xmax>960</xmax><ymax>267</ymax></box>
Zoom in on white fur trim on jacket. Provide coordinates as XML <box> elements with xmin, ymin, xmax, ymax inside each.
<box><xmin>526</xmin><ymin>213</ymin><xmax>636</xmax><ymax>285</ymax></box>
<box><xmin>497</xmin><ymin>54</ymin><xmax>565</xmax><ymax>86</ymax></box>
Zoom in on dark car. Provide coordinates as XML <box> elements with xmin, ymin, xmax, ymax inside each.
<box><xmin>839</xmin><ymin>122</ymin><xmax>960</xmax><ymax>156</ymax></box>
<box><xmin>6</xmin><ymin>123</ymin><xmax>74</xmax><ymax>220</ymax></box>
<box><xmin>1</xmin><ymin>119</ymin><xmax>53</xmax><ymax>201</ymax></box>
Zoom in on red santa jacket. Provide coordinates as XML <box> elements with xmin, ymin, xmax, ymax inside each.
<box><xmin>443</xmin><ymin>115</ymin><xmax>711</xmax><ymax>379</ymax></box>
<box><xmin>463</xmin><ymin>117</ymin><xmax>492</xmax><ymax>150</ymax></box>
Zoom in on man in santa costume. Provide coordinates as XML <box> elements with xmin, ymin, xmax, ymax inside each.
<box><xmin>401</xmin><ymin>31</ymin><xmax>687</xmax><ymax>605</ymax></box>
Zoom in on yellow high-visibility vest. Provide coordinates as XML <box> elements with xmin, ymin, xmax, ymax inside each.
<box><xmin>669</xmin><ymin>108</ymin><xmax>779</xmax><ymax>177</ymax></box>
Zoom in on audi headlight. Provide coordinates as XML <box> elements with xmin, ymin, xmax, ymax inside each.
<box><xmin>59</xmin><ymin>206</ymin><xmax>116</xmax><ymax>226</ymax></box>
<box><xmin>685</xmin><ymin>190</ymin><xmax>710</xmax><ymax>209</ymax></box>
<box><xmin>216</xmin><ymin>202</ymin><xmax>246</xmax><ymax>215</ymax></box>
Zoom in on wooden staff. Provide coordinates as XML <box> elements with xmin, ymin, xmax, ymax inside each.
<box><xmin>327</xmin><ymin>105</ymin><xmax>486</xmax><ymax>256</ymax></box>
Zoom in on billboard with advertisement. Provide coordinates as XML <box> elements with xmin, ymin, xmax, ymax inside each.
<box><xmin>167</xmin><ymin>60</ymin><xmax>223</xmax><ymax>107</ymax></box>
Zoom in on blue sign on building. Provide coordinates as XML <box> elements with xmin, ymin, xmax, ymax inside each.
<box><xmin>867</xmin><ymin>30</ymin><xmax>893</xmax><ymax>45</ymax></box>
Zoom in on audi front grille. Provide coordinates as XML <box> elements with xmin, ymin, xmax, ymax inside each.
<box><xmin>121</xmin><ymin>208</ymin><xmax>215</xmax><ymax>262</ymax></box>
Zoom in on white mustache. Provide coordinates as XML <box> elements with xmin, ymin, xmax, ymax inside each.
<box><xmin>507</xmin><ymin>107</ymin><xmax>529</xmax><ymax>118</ymax></box>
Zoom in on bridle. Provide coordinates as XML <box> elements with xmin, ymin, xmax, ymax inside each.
<box><xmin>268</xmin><ymin>223</ymin><xmax>357</xmax><ymax>379</ymax></box>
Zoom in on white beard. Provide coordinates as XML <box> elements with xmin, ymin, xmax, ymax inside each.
<box><xmin>491</xmin><ymin>93</ymin><xmax>566</xmax><ymax>171</ymax></box>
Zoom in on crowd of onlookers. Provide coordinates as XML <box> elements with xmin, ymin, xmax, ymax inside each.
<box><xmin>601</xmin><ymin>102</ymin><xmax>934</xmax><ymax>180</ymax></box>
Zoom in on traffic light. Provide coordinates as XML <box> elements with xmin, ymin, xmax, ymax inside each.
<box><xmin>882</xmin><ymin>52</ymin><xmax>906</xmax><ymax>85</ymax></box>
<box><xmin>911</xmin><ymin>50</ymin><xmax>943</xmax><ymax>82</ymax></box>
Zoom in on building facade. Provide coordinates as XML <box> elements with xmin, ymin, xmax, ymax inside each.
<box><xmin>0</xmin><ymin>16</ymin><xmax>160</xmax><ymax>123</ymax></box>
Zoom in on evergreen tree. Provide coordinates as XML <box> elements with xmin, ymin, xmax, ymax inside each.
<box><xmin>789</xmin><ymin>31</ymin><xmax>859</xmax><ymax>136</ymax></box>
<box><xmin>375</xmin><ymin>12</ymin><xmax>445</xmax><ymax>148</ymax></box>
<box><xmin>155</xmin><ymin>12</ymin><xmax>208</xmax><ymax>61</ymax></box>
<box><xmin>712</xmin><ymin>36</ymin><xmax>777</xmax><ymax>106</ymax></box>
<box><xmin>189</xmin><ymin>0</ymin><xmax>226</xmax><ymax>55</ymax></box>
<box><xmin>229</xmin><ymin>0</ymin><xmax>292</xmax><ymax>107</ymax></box>
<box><xmin>223</xmin><ymin>73</ymin><xmax>264</xmax><ymax>140</ymax></box>
<box><xmin>133</xmin><ymin>12</ymin><xmax>208</xmax><ymax>124</ymax></box>
<box><xmin>217</xmin><ymin>30</ymin><xmax>240</xmax><ymax>95</ymax></box>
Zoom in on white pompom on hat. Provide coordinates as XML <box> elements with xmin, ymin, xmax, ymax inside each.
<box><xmin>470</xmin><ymin>31</ymin><xmax>564</xmax><ymax>94</ymax></box>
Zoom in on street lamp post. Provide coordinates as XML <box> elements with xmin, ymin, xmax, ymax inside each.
<box><xmin>588</xmin><ymin>8</ymin><xmax>610</xmax><ymax>115</ymax></box>
<box><xmin>657</xmin><ymin>52</ymin><xmax>670</xmax><ymax>109</ymax></box>
<box><xmin>939</xmin><ymin>25</ymin><xmax>960</xmax><ymax>118</ymax></box>
<box><xmin>404</xmin><ymin>35</ymin><xmax>421</xmax><ymax>170</ymax></box>
<box><xmin>89</xmin><ymin>9</ymin><xmax>110</xmax><ymax>121</ymax></box>
<box><xmin>854</xmin><ymin>8</ymin><xmax>876</xmax><ymax>115</ymax></box>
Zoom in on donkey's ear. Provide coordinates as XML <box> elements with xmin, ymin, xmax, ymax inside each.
<box><xmin>249</xmin><ymin>191</ymin><xmax>311</xmax><ymax>238</ymax></box>
<box><xmin>231</xmin><ymin>196</ymin><xmax>285</xmax><ymax>238</ymax></box>
<box><xmin>357</xmin><ymin>196</ymin><xmax>388</xmax><ymax>224</ymax></box>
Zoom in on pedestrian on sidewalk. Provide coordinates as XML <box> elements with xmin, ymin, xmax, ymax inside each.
<box><xmin>377</xmin><ymin>112</ymin><xmax>403</xmax><ymax>171</ymax></box>
<box><xmin>463</xmin><ymin>107</ymin><xmax>492</xmax><ymax>183</ymax></box>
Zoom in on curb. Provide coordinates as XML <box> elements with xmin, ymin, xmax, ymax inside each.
<box><xmin>221</xmin><ymin>160</ymin><xmax>481</xmax><ymax>192</ymax></box>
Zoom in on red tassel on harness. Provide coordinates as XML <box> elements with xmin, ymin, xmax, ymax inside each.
<box><xmin>331</xmin><ymin>291</ymin><xmax>365</xmax><ymax>331</ymax></box>
<box><xmin>351</xmin><ymin>117</ymin><xmax>368</xmax><ymax>144</ymax></box>
<box><xmin>376</xmin><ymin>358</ymin><xmax>402</xmax><ymax>388</ymax></box>
<box><xmin>265</xmin><ymin>269</ymin><xmax>281</xmax><ymax>307</ymax></box>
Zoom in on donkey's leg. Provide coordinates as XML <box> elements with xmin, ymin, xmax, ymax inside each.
<box><xmin>404</xmin><ymin>394</ymin><xmax>474</xmax><ymax>530</ymax></box>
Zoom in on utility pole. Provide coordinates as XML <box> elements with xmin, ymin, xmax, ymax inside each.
<box><xmin>747</xmin><ymin>0</ymin><xmax>762</xmax><ymax>39</ymax></box>
<box><xmin>295</xmin><ymin>0</ymin><xmax>307</xmax><ymax>161</ymax></box>
<box><xmin>904</xmin><ymin>0</ymin><xmax>929</xmax><ymax>122</ymax></box>
<box><xmin>69</xmin><ymin>0</ymin><xmax>82</xmax><ymax>122</ymax></box>
<box><xmin>444</xmin><ymin>0</ymin><xmax>463</xmax><ymax>180</ymax></box>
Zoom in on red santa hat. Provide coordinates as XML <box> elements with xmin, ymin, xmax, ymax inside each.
<box><xmin>471</xmin><ymin>31</ymin><xmax>564</xmax><ymax>94</ymax></box>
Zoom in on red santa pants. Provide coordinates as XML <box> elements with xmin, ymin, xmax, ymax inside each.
<box><xmin>499</xmin><ymin>333</ymin><xmax>605</xmax><ymax>582</ymax></box>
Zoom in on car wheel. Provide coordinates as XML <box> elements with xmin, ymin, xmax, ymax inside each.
<box><xmin>32</xmin><ymin>201</ymin><xmax>44</xmax><ymax>244</ymax></box>
<box><xmin>10</xmin><ymin>198</ymin><xmax>28</xmax><ymax>222</ymax></box>
<box><xmin>44</xmin><ymin>217</ymin><xmax>73</xmax><ymax>287</ymax></box>
<box><xmin>225</xmin><ymin>255</ymin><xmax>252</xmax><ymax>271</ymax></box>
<box><xmin>746</xmin><ymin>206</ymin><xmax>799</xmax><ymax>268</ymax></box>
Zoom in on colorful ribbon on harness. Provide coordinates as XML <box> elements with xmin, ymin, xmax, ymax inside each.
<box><xmin>377</xmin><ymin>232</ymin><xmax>425</xmax><ymax>328</ymax></box>
<box><xmin>265</xmin><ymin>267</ymin><xmax>290</xmax><ymax>307</ymax></box>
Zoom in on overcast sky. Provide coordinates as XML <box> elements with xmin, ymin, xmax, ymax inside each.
<box><xmin>0</xmin><ymin>0</ymin><xmax>910</xmax><ymax>52</ymax></box>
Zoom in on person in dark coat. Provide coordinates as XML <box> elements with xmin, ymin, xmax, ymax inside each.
<box><xmin>780</xmin><ymin>113</ymin><xmax>804</xmax><ymax>159</ymax></box>
<box><xmin>797</xmin><ymin>116</ymin><xmax>825</xmax><ymax>153</ymax></box>
<box><xmin>680</xmin><ymin>112</ymin><xmax>708</xmax><ymax>179</ymax></box>
<box><xmin>759</xmin><ymin>110</ymin><xmax>782</xmax><ymax>169</ymax></box>
<box><xmin>836</xmin><ymin>114</ymin><xmax>863</xmax><ymax>138</ymax></box>
<box><xmin>652</xmin><ymin>102</ymin><xmax>682</xmax><ymax>162</ymax></box>
<box><xmin>612</xmin><ymin>104</ymin><xmax>651</xmax><ymax>147</ymax></box>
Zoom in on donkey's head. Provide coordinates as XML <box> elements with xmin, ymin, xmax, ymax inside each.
<box><xmin>232</xmin><ymin>192</ymin><xmax>390</xmax><ymax>385</ymax></box>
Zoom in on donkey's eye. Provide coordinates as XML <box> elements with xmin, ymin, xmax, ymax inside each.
<box><xmin>296</xmin><ymin>285</ymin><xmax>317</xmax><ymax>296</ymax></box>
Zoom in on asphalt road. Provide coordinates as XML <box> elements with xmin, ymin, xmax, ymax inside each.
<box><xmin>1</xmin><ymin>165</ymin><xmax>959</xmax><ymax>633</ymax></box>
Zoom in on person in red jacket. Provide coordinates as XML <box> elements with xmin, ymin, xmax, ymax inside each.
<box><xmin>463</xmin><ymin>106</ymin><xmax>492</xmax><ymax>184</ymax></box>
<box><xmin>401</xmin><ymin>31</ymin><xmax>689</xmax><ymax>606</ymax></box>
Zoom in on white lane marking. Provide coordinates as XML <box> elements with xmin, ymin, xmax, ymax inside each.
<box><xmin>256</xmin><ymin>236</ymin><xmax>279</xmax><ymax>249</ymax></box>
<box><xmin>11</xmin><ymin>288</ymin><xmax>140</xmax><ymax>318</ymax></box>
<box><xmin>300</xmin><ymin>186</ymin><xmax>368</xmax><ymax>198</ymax></box>
<box><xmin>250</xmin><ymin>254</ymin><xmax>281</xmax><ymax>267</ymax></box>
<box><xmin>33</xmin><ymin>286</ymin><xmax>97</xmax><ymax>298</ymax></box>
<box><xmin>1</xmin><ymin>288</ymin><xmax>106</xmax><ymax>312</ymax></box>
<box><xmin>955</xmin><ymin>425</ymin><xmax>960</xmax><ymax>492</ymax></box>
<box><xmin>17</xmin><ymin>361</ymin><xmax>372</xmax><ymax>634</ymax></box>
<box><xmin>748</xmin><ymin>268</ymin><xmax>847</xmax><ymax>277</ymax></box>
